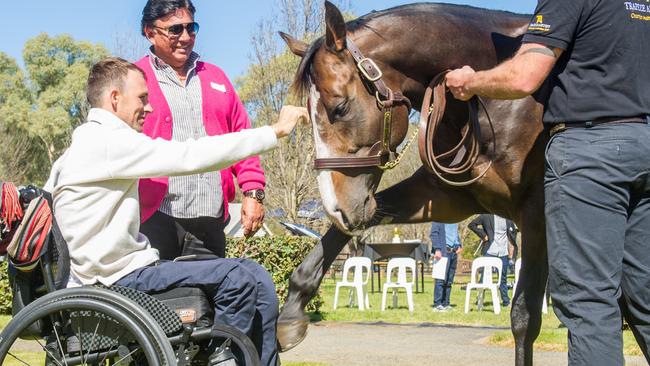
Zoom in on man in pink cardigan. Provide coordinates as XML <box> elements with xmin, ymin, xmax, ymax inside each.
<box><xmin>136</xmin><ymin>1</ymin><xmax>280</xmax><ymax>365</ymax></box>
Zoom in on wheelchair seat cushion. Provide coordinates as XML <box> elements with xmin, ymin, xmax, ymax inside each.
<box><xmin>107</xmin><ymin>286</ymin><xmax>183</xmax><ymax>335</ymax></box>
<box><xmin>151</xmin><ymin>287</ymin><xmax>214</xmax><ymax>328</ymax></box>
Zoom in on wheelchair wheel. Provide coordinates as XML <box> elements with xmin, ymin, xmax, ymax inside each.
<box><xmin>0</xmin><ymin>288</ymin><xmax>176</xmax><ymax>365</ymax></box>
<box><xmin>210</xmin><ymin>324</ymin><xmax>261</xmax><ymax>366</ymax></box>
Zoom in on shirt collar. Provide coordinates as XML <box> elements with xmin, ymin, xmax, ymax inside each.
<box><xmin>148</xmin><ymin>46</ymin><xmax>200</xmax><ymax>74</ymax></box>
<box><xmin>87</xmin><ymin>108</ymin><xmax>132</xmax><ymax>130</ymax></box>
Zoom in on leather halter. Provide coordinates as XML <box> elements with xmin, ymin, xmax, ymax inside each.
<box><xmin>313</xmin><ymin>38</ymin><xmax>412</xmax><ymax>170</ymax></box>
<box><xmin>417</xmin><ymin>71</ymin><xmax>495</xmax><ymax>186</ymax></box>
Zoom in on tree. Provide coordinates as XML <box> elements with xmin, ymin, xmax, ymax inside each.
<box><xmin>236</xmin><ymin>1</ymin><xmax>350</xmax><ymax>225</ymax></box>
<box><xmin>0</xmin><ymin>34</ymin><xmax>108</xmax><ymax>184</ymax></box>
<box><xmin>0</xmin><ymin>53</ymin><xmax>48</xmax><ymax>183</ymax></box>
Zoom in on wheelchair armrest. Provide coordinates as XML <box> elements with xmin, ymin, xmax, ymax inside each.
<box><xmin>173</xmin><ymin>254</ymin><xmax>219</xmax><ymax>262</ymax></box>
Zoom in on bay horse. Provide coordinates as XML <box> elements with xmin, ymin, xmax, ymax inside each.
<box><xmin>278</xmin><ymin>2</ymin><xmax>547</xmax><ymax>365</ymax></box>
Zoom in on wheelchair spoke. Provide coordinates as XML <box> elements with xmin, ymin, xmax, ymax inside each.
<box><xmin>112</xmin><ymin>346</ymin><xmax>140</xmax><ymax>365</ymax></box>
<box><xmin>35</xmin><ymin>337</ymin><xmax>65</xmax><ymax>366</ymax></box>
<box><xmin>97</xmin><ymin>332</ymin><xmax>123</xmax><ymax>365</ymax></box>
<box><xmin>83</xmin><ymin>318</ymin><xmax>101</xmax><ymax>364</ymax></box>
<box><xmin>6</xmin><ymin>351</ymin><xmax>32</xmax><ymax>365</ymax></box>
<box><xmin>76</xmin><ymin>322</ymin><xmax>86</xmax><ymax>365</ymax></box>
<box><xmin>52</xmin><ymin>321</ymin><xmax>69</xmax><ymax>366</ymax></box>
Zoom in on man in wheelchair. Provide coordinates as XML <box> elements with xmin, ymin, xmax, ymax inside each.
<box><xmin>30</xmin><ymin>57</ymin><xmax>306</xmax><ymax>366</ymax></box>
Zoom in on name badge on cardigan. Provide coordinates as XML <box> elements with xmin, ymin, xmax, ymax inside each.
<box><xmin>210</xmin><ymin>82</ymin><xmax>226</xmax><ymax>93</ymax></box>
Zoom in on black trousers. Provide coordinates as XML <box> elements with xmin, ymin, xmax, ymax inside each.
<box><xmin>140</xmin><ymin>211</ymin><xmax>227</xmax><ymax>259</ymax></box>
<box><xmin>545</xmin><ymin>122</ymin><xmax>650</xmax><ymax>366</ymax></box>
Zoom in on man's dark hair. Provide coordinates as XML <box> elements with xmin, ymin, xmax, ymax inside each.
<box><xmin>141</xmin><ymin>0</ymin><xmax>196</xmax><ymax>36</ymax></box>
<box><xmin>87</xmin><ymin>57</ymin><xmax>146</xmax><ymax>107</ymax></box>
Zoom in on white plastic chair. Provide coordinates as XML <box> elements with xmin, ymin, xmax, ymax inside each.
<box><xmin>381</xmin><ymin>257</ymin><xmax>416</xmax><ymax>312</ymax></box>
<box><xmin>333</xmin><ymin>257</ymin><xmax>372</xmax><ymax>310</ymax></box>
<box><xmin>513</xmin><ymin>258</ymin><xmax>548</xmax><ymax>314</ymax></box>
<box><xmin>465</xmin><ymin>257</ymin><xmax>503</xmax><ymax>314</ymax></box>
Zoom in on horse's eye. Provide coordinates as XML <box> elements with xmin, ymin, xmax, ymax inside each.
<box><xmin>332</xmin><ymin>101</ymin><xmax>349</xmax><ymax>119</ymax></box>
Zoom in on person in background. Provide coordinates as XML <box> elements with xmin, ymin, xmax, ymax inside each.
<box><xmin>430</xmin><ymin>222</ymin><xmax>462</xmax><ymax>311</ymax></box>
<box><xmin>135</xmin><ymin>1</ymin><xmax>280</xmax><ymax>364</ymax></box>
<box><xmin>136</xmin><ymin>0</ymin><xmax>266</xmax><ymax>258</ymax></box>
<box><xmin>468</xmin><ymin>214</ymin><xmax>517</xmax><ymax>307</ymax></box>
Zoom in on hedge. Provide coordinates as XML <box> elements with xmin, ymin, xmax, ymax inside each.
<box><xmin>0</xmin><ymin>236</ymin><xmax>322</xmax><ymax>315</ymax></box>
<box><xmin>0</xmin><ymin>260</ymin><xmax>10</xmax><ymax>314</ymax></box>
<box><xmin>226</xmin><ymin>236</ymin><xmax>323</xmax><ymax>313</ymax></box>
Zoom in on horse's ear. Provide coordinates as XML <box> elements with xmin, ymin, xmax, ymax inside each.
<box><xmin>279</xmin><ymin>32</ymin><xmax>308</xmax><ymax>57</ymax></box>
<box><xmin>324</xmin><ymin>1</ymin><xmax>346</xmax><ymax>52</ymax></box>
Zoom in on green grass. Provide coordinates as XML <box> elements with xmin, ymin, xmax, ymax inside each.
<box><xmin>315</xmin><ymin>275</ymin><xmax>642</xmax><ymax>356</ymax></box>
<box><xmin>0</xmin><ymin>314</ymin><xmax>10</xmax><ymax>329</ymax></box>
<box><xmin>1</xmin><ymin>275</ymin><xmax>642</xmax><ymax>359</ymax></box>
<box><xmin>3</xmin><ymin>352</ymin><xmax>45</xmax><ymax>365</ymax></box>
<box><xmin>489</xmin><ymin>328</ymin><xmax>642</xmax><ymax>356</ymax></box>
<box><xmin>312</xmin><ymin>275</ymin><xmax>560</xmax><ymax>329</ymax></box>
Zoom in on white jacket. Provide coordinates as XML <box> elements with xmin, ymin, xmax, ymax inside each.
<box><xmin>45</xmin><ymin>108</ymin><xmax>277</xmax><ymax>286</ymax></box>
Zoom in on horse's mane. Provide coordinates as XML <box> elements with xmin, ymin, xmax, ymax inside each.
<box><xmin>290</xmin><ymin>2</ymin><xmax>530</xmax><ymax>97</ymax></box>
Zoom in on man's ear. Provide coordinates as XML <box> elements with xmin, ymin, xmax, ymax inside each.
<box><xmin>144</xmin><ymin>26</ymin><xmax>156</xmax><ymax>44</ymax></box>
<box><xmin>109</xmin><ymin>89</ymin><xmax>120</xmax><ymax>112</ymax></box>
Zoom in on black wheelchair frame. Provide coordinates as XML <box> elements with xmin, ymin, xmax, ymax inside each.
<box><xmin>0</xmin><ymin>189</ymin><xmax>261</xmax><ymax>366</ymax></box>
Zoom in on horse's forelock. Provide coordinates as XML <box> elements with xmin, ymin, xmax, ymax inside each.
<box><xmin>292</xmin><ymin>38</ymin><xmax>324</xmax><ymax>100</ymax></box>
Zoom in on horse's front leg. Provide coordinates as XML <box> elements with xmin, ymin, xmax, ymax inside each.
<box><xmin>277</xmin><ymin>226</ymin><xmax>351</xmax><ymax>351</ymax></box>
<box><xmin>277</xmin><ymin>168</ymin><xmax>481</xmax><ymax>351</ymax></box>
<box><xmin>511</xmin><ymin>202</ymin><xmax>548</xmax><ymax>366</ymax></box>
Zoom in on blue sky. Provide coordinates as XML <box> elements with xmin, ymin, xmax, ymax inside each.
<box><xmin>5</xmin><ymin>1</ymin><xmax>537</xmax><ymax>78</ymax></box>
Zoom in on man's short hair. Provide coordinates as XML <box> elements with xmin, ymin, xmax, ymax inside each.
<box><xmin>141</xmin><ymin>0</ymin><xmax>196</xmax><ymax>36</ymax></box>
<box><xmin>86</xmin><ymin>57</ymin><xmax>145</xmax><ymax>108</ymax></box>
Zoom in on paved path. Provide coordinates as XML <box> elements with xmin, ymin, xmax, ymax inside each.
<box><xmin>281</xmin><ymin>322</ymin><xmax>647</xmax><ymax>366</ymax></box>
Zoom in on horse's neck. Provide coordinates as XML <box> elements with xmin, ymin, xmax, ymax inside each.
<box><xmin>351</xmin><ymin>10</ymin><xmax>529</xmax><ymax>109</ymax></box>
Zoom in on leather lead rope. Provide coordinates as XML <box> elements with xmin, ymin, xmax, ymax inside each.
<box><xmin>417</xmin><ymin>71</ymin><xmax>495</xmax><ymax>187</ymax></box>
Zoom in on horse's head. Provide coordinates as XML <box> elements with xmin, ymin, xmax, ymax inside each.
<box><xmin>281</xmin><ymin>2</ymin><xmax>411</xmax><ymax>234</ymax></box>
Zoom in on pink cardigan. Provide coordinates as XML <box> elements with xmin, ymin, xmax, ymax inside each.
<box><xmin>135</xmin><ymin>56</ymin><xmax>265</xmax><ymax>223</ymax></box>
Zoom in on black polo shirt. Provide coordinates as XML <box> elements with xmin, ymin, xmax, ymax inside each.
<box><xmin>522</xmin><ymin>0</ymin><xmax>650</xmax><ymax>124</ymax></box>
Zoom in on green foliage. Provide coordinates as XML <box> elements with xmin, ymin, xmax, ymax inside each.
<box><xmin>0</xmin><ymin>261</ymin><xmax>11</xmax><ymax>315</ymax></box>
<box><xmin>0</xmin><ymin>33</ymin><xmax>108</xmax><ymax>184</ymax></box>
<box><xmin>226</xmin><ymin>236</ymin><xmax>323</xmax><ymax>312</ymax></box>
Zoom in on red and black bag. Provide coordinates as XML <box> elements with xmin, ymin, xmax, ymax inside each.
<box><xmin>0</xmin><ymin>182</ymin><xmax>24</xmax><ymax>254</ymax></box>
<box><xmin>6</xmin><ymin>195</ymin><xmax>52</xmax><ymax>271</ymax></box>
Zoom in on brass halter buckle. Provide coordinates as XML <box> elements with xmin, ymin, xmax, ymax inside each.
<box><xmin>357</xmin><ymin>58</ymin><xmax>383</xmax><ymax>82</ymax></box>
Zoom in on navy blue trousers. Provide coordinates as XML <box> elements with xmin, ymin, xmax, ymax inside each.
<box><xmin>115</xmin><ymin>258</ymin><xmax>279</xmax><ymax>366</ymax></box>
<box><xmin>433</xmin><ymin>250</ymin><xmax>458</xmax><ymax>307</ymax></box>
<box><xmin>545</xmin><ymin>122</ymin><xmax>650</xmax><ymax>366</ymax></box>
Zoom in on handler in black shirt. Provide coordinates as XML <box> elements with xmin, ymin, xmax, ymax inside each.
<box><xmin>446</xmin><ymin>1</ymin><xmax>650</xmax><ymax>365</ymax></box>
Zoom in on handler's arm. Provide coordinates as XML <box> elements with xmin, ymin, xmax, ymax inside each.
<box><xmin>446</xmin><ymin>42</ymin><xmax>562</xmax><ymax>101</ymax></box>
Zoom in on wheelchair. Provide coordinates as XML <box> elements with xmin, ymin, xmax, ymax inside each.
<box><xmin>0</xmin><ymin>186</ymin><xmax>261</xmax><ymax>366</ymax></box>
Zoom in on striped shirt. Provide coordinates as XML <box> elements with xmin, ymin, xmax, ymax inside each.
<box><xmin>149</xmin><ymin>50</ymin><xmax>223</xmax><ymax>219</ymax></box>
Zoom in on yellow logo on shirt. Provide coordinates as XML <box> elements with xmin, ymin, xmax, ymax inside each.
<box><xmin>528</xmin><ymin>14</ymin><xmax>551</xmax><ymax>32</ymax></box>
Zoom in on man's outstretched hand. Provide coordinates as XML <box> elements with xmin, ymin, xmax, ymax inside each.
<box><xmin>272</xmin><ymin>105</ymin><xmax>309</xmax><ymax>138</ymax></box>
